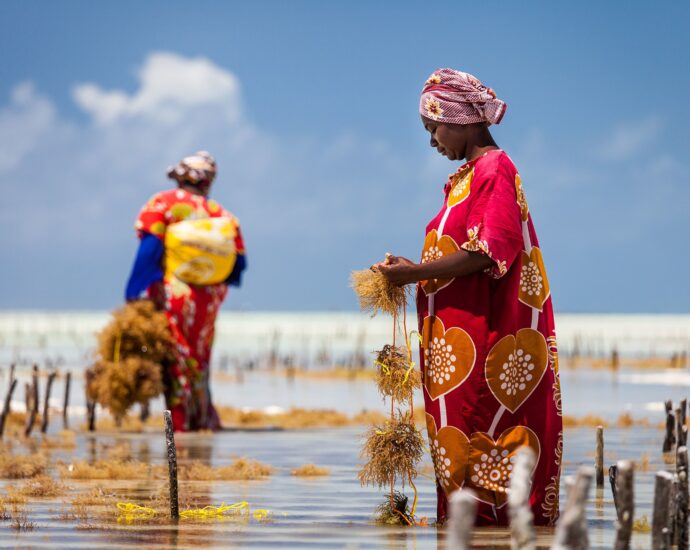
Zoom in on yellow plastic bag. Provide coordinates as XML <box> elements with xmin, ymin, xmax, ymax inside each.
<box><xmin>164</xmin><ymin>216</ymin><xmax>237</xmax><ymax>285</ymax></box>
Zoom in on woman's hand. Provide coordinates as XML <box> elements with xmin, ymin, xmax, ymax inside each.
<box><xmin>374</xmin><ymin>255</ymin><xmax>420</xmax><ymax>286</ymax></box>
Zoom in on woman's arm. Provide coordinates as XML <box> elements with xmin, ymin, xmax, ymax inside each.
<box><xmin>376</xmin><ymin>250</ymin><xmax>494</xmax><ymax>286</ymax></box>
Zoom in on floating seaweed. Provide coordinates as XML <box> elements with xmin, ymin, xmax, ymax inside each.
<box><xmin>291</xmin><ymin>464</ymin><xmax>330</xmax><ymax>477</ymax></box>
<box><xmin>358</xmin><ymin>413</ymin><xmax>424</xmax><ymax>489</ymax></box>
<box><xmin>374</xmin><ymin>345</ymin><xmax>420</xmax><ymax>403</ymax></box>
<box><xmin>350</xmin><ymin>268</ymin><xmax>408</xmax><ymax>317</ymax></box>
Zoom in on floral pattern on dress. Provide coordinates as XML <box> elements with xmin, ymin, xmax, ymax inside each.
<box><xmin>467</xmin><ymin>426</ymin><xmax>541</xmax><ymax>508</ymax></box>
<box><xmin>420</xmin><ymin>230</ymin><xmax>460</xmax><ymax>295</ymax></box>
<box><xmin>426</xmin><ymin>413</ymin><xmax>470</xmax><ymax>494</ymax></box>
<box><xmin>421</xmin><ymin>315</ymin><xmax>476</xmax><ymax>400</ymax></box>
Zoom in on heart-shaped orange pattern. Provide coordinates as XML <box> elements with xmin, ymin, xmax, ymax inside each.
<box><xmin>485</xmin><ymin>328</ymin><xmax>548</xmax><ymax>413</ymax></box>
<box><xmin>515</xmin><ymin>173</ymin><xmax>529</xmax><ymax>222</ymax></box>
<box><xmin>426</xmin><ymin>413</ymin><xmax>470</xmax><ymax>495</ymax></box>
<box><xmin>422</xmin><ymin>316</ymin><xmax>476</xmax><ymax>400</ymax></box>
<box><xmin>518</xmin><ymin>247</ymin><xmax>550</xmax><ymax>311</ymax></box>
<box><xmin>419</xmin><ymin>230</ymin><xmax>460</xmax><ymax>295</ymax></box>
<box><xmin>447</xmin><ymin>166</ymin><xmax>474</xmax><ymax>207</ymax></box>
<box><xmin>467</xmin><ymin>426</ymin><xmax>541</xmax><ymax>507</ymax></box>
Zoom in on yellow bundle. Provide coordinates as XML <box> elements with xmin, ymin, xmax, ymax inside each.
<box><xmin>164</xmin><ymin>216</ymin><xmax>238</xmax><ymax>285</ymax></box>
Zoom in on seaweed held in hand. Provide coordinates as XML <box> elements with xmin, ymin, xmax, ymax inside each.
<box><xmin>358</xmin><ymin>413</ymin><xmax>424</xmax><ymax>488</ymax></box>
<box><xmin>88</xmin><ymin>301</ymin><xmax>174</xmax><ymax>421</ymax></box>
<box><xmin>350</xmin><ymin>269</ymin><xmax>408</xmax><ymax>317</ymax></box>
<box><xmin>374</xmin><ymin>345</ymin><xmax>421</xmax><ymax>403</ymax></box>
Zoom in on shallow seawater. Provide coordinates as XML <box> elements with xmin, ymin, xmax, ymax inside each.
<box><xmin>0</xmin><ymin>419</ymin><xmax>671</xmax><ymax>549</ymax></box>
<box><xmin>1</xmin><ymin>311</ymin><xmax>689</xmax><ymax>548</ymax></box>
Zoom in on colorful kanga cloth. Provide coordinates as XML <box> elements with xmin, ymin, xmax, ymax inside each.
<box><xmin>135</xmin><ymin>188</ymin><xmax>246</xmax><ymax>431</ymax></box>
<box><xmin>416</xmin><ymin>149</ymin><xmax>562</xmax><ymax>526</ymax></box>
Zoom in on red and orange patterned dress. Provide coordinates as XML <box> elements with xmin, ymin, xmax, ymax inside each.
<box><xmin>417</xmin><ymin>149</ymin><xmax>562</xmax><ymax>525</ymax></box>
<box><xmin>135</xmin><ymin>188</ymin><xmax>246</xmax><ymax>431</ymax></box>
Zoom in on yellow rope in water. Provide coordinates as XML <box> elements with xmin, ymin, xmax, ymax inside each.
<box><xmin>115</xmin><ymin>501</ymin><xmax>270</xmax><ymax>522</ymax></box>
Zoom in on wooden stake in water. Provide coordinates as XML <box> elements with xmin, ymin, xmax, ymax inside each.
<box><xmin>676</xmin><ymin>446</ymin><xmax>689</xmax><ymax>550</ymax></box>
<box><xmin>676</xmin><ymin>407</ymin><xmax>687</xmax><ymax>448</ymax></box>
<box><xmin>448</xmin><ymin>489</ymin><xmax>477</xmax><ymax>550</ymax></box>
<box><xmin>40</xmin><ymin>370</ymin><xmax>56</xmax><ymax>434</ymax></box>
<box><xmin>164</xmin><ymin>410</ymin><xmax>179</xmax><ymax>519</ymax></box>
<box><xmin>664</xmin><ymin>400</ymin><xmax>676</xmax><ymax>453</ymax></box>
<box><xmin>62</xmin><ymin>371</ymin><xmax>71</xmax><ymax>429</ymax></box>
<box><xmin>84</xmin><ymin>369</ymin><xmax>96</xmax><ymax>432</ymax></box>
<box><xmin>613</xmin><ymin>460</ymin><xmax>634</xmax><ymax>550</ymax></box>
<box><xmin>0</xmin><ymin>377</ymin><xmax>18</xmax><ymax>438</ymax></box>
<box><xmin>508</xmin><ymin>448</ymin><xmax>536</xmax><ymax>550</ymax></box>
<box><xmin>24</xmin><ymin>365</ymin><xmax>39</xmax><ymax>437</ymax></box>
<box><xmin>595</xmin><ymin>426</ymin><xmax>604</xmax><ymax>487</ymax></box>
<box><xmin>652</xmin><ymin>471</ymin><xmax>674</xmax><ymax>550</ymax></box>
<box><xmin>551</xmin><ymin>467</ymin><xmax>594</xmax><ymax>550</ymax></box>
<box><xmin>609</xmin><ymin>465</ymin><xmax>620</xmax><ymax>519</ymax></box>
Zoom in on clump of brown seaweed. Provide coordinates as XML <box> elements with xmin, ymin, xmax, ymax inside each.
<box><xmin>350</xmin><ymin>268</ymin><xmax>408</xmax><ymax>317</ymax></box>
<box><xmin>291</xmin><ymin>464</ymin><xmax>330</xmax><ymax>477</ymax></box>
<box><xmin>87</xmin><ymin>301</ymin><xmax>173</xmax><ymax>421</ymax></box>
<box><xmin>374</xmin><ymin>345</ymin><xmax>420</xmax><ymax>403</ymax></box>
<box><xmin>358</xmin><ymin>413</ymin><xmax>424</xmax><ymax>489</ymax></box>
<box><xmin>373</xmin><ymin>491</ymin><xmax>414</xmax><ymax>526</ymax></box>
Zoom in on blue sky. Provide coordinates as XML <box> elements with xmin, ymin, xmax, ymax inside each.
<box><xmin>1</xmin><ymin>1</ymin><xmax>689</xmax><ymax>312</ymax></box>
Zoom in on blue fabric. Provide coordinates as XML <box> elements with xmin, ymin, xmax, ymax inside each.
<box><xmin>125</xmin><ymin>233</ymin><xmax>164</xmax><ymax>300</ymax></box>
<box><xmin>226</xmin><ymin>254</ymin><xmax>246</xmax><ymax>287</ymax></box>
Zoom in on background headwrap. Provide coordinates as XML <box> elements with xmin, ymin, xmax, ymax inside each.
<box><xmin>419</xmin><ymin>68</ymin><xmax>507</xmax><ymax>126</ymax></box>
<box><xmin>167</xmin><ymin>151</ymin><xmax>217</xmax><ymax>185</ymax></box>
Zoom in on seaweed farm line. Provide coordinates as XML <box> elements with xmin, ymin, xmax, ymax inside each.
<box><xmin>1</xmin><ymin>312</ymin><xmax>690</xmax><ymax>548</ymax></box>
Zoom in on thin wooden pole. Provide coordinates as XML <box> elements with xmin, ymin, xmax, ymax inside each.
<box><xmin>40</xmin><ymin>371</ymin><xmax>56</xmax><ymax>434</ymax></box>
<box><xmin>613</xmin><ymin>460</ymin><xmax>634</xmax><ymax>550</ymax></box>
<box><xmin>62</xmin><ymin>371</ymin><xmax>71</xmax><ymax>429</ymax></box>
<box><xmin>24</xmin><ymin>365</ymin><xmax>39</xmax><ymax>437</ymax></box>
<box><xmin>609</xmin><ymin>465</ymin><xmax>620</xmax><ymax>520</ymax></box>
<box><xmin>664</xmin><ymin>400</ymin><xmax>676</xmax><ymax>453</ymax></box>
<box><xmin>508</xmin><ymin>448</ymin><xmax>536</xmax><ymax>550</ymax></box>
<box><xmin>595</xmin><ymin>426</ymin><xmax>604</xmax><ymax>487</ymax></box>
<box><xmin>677</xmin><ymin>407</ymin><xmax>687</xmax><ymax>448</ymax></box>
<box><xmin>551</xmin><ymin>467</ymin><xmax>594</xmax><ymax>550</ymax></box>
<box><xmin>164</xmin><ymin>410</ymin><xmax>179</xmax><ymax>519</ymax></box>
<box><xmin>85</xmin><ymin>369</ymin><xmax>96</xmax><ymax>432</ymax></box>
<box><xmin>0</xmin><ymin>378</ymin><xmax>18</xmax><ymax>438</ymax></box>
<box><xmin>676</xmin><ymin>446</ymin><xmax>689</xmax><ymax>550</ymax></box>
<box><xmin>448</xmin><ymin>489</ymin><xmax>477</xmax><ymax>550</ymax></box>
<box><xmin>652</xmin><ymin>471</ymin><xmax>674</xmax><ymax>550</ymax></box>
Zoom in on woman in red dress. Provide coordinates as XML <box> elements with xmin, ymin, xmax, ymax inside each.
<box><xmin>378</xmin><ymin>69</ymin><xmax>562</xmax><ymax>526</ymax></box>
<box><xmin>126</xmin><ymin>152</ymin><xmax>246</xmax><ymax>432</ymax></box>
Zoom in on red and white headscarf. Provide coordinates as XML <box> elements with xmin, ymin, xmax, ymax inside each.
<box><xmin>420</xmin><ymin>68</ymin><xmax>507</xmax><ymax>126</ymax></box>
<box><xmin>167</xmin><ymin>151</ymin><xmax>217</xmax><ymax>185</ymax></box>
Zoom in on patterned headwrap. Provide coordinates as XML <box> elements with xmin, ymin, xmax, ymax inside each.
<box><xmin>167</xmin><ymin>151</ymin><xmax>217</xmax><ymax>185</ymax></box>
<box><xmin>420</xmin><ymin>68</ymin><xmax>507</xmax><ymax>126</ymax></box>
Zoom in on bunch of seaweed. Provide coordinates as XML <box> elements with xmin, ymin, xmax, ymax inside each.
<box><xmin>353</xmin><ymin>258</ymin><xmax>422</xmax><ymax>526</ymax></box>
<box><xmin>350</xmin><ymin>268</ymin><xmax>408</xmax><ymax>317</ymax></box>
<box><xmin>374</xmin><ymin>345</ymin><xmax>421</xmax><ymax>403</ymax></box>
<box><xmin>358</xmin><ymin>413</ymin><xmax>424</xmax><ymax>489</ymax></box>
<box><xmin>87</xmin><ymin>301</ymin><xmax>173</xmax><ymax>422</ymax></box>
<box><xmin>373</xmin><ymin>491</ymin><xmax>414</xmax><ymax>526</ymax></box>
<box><xmin>291</xmin><ymin>464</ymin><xmax>330</xmax><ymax>477</ymax></box>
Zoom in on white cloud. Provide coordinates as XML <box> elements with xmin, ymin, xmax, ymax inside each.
<box><xmin>597</xmin><ymin>116</ymin><xmax>662</xmax><ymax>161</ymax></box>
<box><xmin>72</xmin><ymin>52</ymin><xmax>241</xmax><ymax>125</ymax></box>
<box><xmin>0</xmin><ymin>82</ymin><xmax>56</xmax><ymax>173</ymax></box>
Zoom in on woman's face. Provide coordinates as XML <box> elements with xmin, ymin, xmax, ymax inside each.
<box><xmin>421</xmin><ymin>115</ymin><xmax>471</xmax><ymax>162</ymax></box>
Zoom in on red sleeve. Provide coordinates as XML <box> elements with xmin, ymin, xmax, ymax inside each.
<box><xmin>460</xmin><ymin>155</ymin><xmax>524</xmax><ymax>278</ymax></box>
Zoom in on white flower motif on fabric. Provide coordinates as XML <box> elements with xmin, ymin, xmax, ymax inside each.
<box><xmin>520</xmin><ymin>260</ymin><xmax>544</xmax><ymax>296</ymax></box>
<box><xmin>430</xmin><ymin>437</ymin><xmax>452</xmax><ymax>489</ymax></box>
<box><xmin>499</xmin><ymin>348</ymin><xmax>536</xmax><ymax>396</ymax></box>
<box><xmin>470</xmin><ymin>448</ymin><xmax>515</xmax><ymax>493</ymax></box>
<box><xmin>422</xmin><ymin>244</ymin><xmax>444</xmax><ymax>264</ymax></box>
<box><xmin>424</xmin><ymin>336</ymin><xmax>457</xmax><ymax>385</ymax></box>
